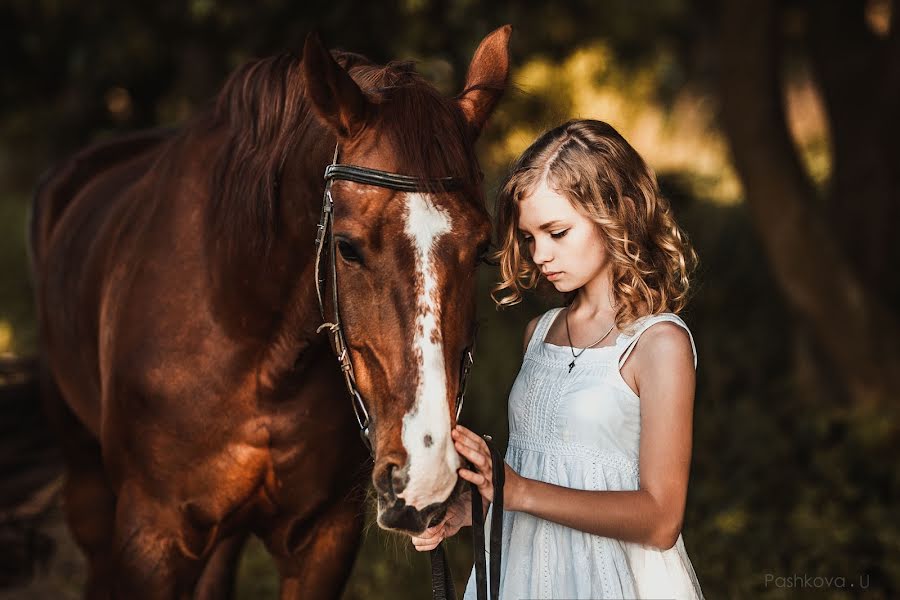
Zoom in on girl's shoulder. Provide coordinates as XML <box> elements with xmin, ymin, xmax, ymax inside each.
<box><xmin>618</xmin><ymin>312</ymin><xmax>697</xmax><ymax>370</ymax></box>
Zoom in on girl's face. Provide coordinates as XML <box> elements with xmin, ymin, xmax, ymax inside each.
<box><xmin>517</xmin><ymin>179</ymin><xmax>610</xmax><ymax>293</ymax></box>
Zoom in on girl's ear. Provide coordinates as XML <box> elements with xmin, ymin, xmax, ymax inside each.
<box><xmin>302</xmin><ymin>32</ymin><xmax>370</xmax><ymax>139</ymax></box>
<box><xmin>456</xmin><ymin>25</ymin><xmax>512</xmax><ymax>140</ymax></box>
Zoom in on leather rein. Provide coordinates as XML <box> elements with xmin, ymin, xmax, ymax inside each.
<box><xmin>313</xmin><ymin>146</ymin><xmax>502</xmax><ymax>599</ymax></box>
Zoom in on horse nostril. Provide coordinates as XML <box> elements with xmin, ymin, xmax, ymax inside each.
<box><xmin>374</xmin><ymin>459</ymin><xmax>407</xmax><ymax>498</ymax></box>
<box><xmin>389</xmin><ymin>463</ymin><xmax>408</xmax><ymax>494</ymax></box>
<box><xmin>423</xmin><ymin>434</ymin><xmax>433</xmax><ymax>448</ymax></box>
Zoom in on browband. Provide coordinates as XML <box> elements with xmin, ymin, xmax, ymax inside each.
<box><xmin>324</xmin><ymin>164</ymin><xmax>465</xmax><ymax>192</ymax></box>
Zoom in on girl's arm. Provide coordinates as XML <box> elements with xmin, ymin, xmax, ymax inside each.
<box><xmin>456</xmin><ymin>322</ymin><xmax>696</xmax><ymax>551</ymax></box>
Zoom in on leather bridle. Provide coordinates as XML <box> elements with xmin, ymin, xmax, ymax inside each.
<box><xmin>314</xmin><ymin>145</ymin><xmax>476</xmax><ymax>454</ymax></box>
<box><xmin>313</xmin><ymin>145</ymin><xmax>499</xmax><ymax>600</ymax></box>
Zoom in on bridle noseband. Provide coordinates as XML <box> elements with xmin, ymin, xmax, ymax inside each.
<box><xmin>313</xmin><ymin>146</ymin><xmax>477</xmax><ymax>455</ymax></box>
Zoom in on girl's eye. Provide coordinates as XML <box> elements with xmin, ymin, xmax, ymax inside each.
<box><xmin>550</xmin><ymin>229</ymin><xmax>569</xmax><ymax>239</ymax></box>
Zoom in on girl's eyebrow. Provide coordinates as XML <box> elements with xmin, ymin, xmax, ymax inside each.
<box><xmin>518</xmin><ymin>220</ymin><xmax>566</xmax><ymax>233</ymax></box>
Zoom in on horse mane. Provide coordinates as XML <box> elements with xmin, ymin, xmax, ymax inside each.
<box><xmin>206</xmin><ymin>50</ymin><xmax>315</xmax><ymax>287</ymax></box>
<box><xmin>202</xmin><ymin>48</ymin><xmax>484</xmax><ymax>335</ymax></box>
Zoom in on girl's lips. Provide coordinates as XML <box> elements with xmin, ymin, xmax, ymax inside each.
<box><xmin>546</xmin><ymin>271</ymin><xmax>562</xmax><ymax>281</ymax></box>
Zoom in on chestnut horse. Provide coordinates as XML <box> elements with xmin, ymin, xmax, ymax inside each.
<box><xmin>29</xmin><ymin>27</ymin><xmax>510</xmax><ymax>599</ymax></box>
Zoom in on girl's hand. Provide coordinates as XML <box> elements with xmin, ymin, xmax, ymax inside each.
<box><xmin>453</xmin><ymin>425</ymin><xmax>526</xmax><ymax>510</ymax></box>
<box><xmin>410</xmin><ymin>487</ymin><xmax>471</xmax><ymax>552</ymax></box>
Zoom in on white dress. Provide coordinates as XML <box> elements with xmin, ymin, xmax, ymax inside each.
<box><xmin>462</xmin><ymin>307</ymin><xmax>705</xmax><ymax>600</ymax></box>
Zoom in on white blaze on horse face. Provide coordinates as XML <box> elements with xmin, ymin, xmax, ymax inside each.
<box><xmin>397</xmin><ymin>192</ymin><xmax>461</xmax><ymax>511</ymax></box>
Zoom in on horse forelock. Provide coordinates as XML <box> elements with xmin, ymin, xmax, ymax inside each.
<box><xmin>350</xmin><ymin>62</ymin><xmax>484</xmax><ymax>199</ymax></box>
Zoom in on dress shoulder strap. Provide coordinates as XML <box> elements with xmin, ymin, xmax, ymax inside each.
<box><xmin>524</xmin><ymin>307</ymin><xmax>565</xmax><ymax>356</ymax></box>
<box><xmin>616</xmin><ymin>313</ymin><xmax>698</xmax><ymax>370</ymax></box>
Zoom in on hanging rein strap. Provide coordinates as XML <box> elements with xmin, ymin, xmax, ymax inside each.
<box><xmin>431</xmin><ymin>436</ymin><xmax>505</xmax><ymax>600</ymax></box>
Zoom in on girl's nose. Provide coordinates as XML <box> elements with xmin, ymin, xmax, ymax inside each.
<box><xmin>531</xmin><ymin>238</ymin><xmax>552</xmax><ymax>264</ymax></box>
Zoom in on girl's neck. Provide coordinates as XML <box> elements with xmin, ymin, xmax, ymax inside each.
<box><xmin>569</xmin><ymin>273</ymin><xmax>616</xmax><ymax>320</ymax></box>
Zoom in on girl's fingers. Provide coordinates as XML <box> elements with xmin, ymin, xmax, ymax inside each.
<box><xmin>453</xmin><ymin>427</ymin><xmax>493</xmax><ymax>501</ymax></box>
<box><xmin>454</xmin><ymin>424</ymin><xmax>475</xmax><ymax>437</ymax></box>
<box><xmin>454</xmin><ymin>437</ymin><xmax>489</xmax><ymax>468</ymax></box>
<box><xmin>454</xmin><ymin>442</ymin><xmax>480</xmax><ymax>462</ymax></box>
<box><xmin>418</xmin><ymin>523</ymin><xmax>444</xmax><ymax>537</ymax></box>
<box><xmin>453</xmin><ymin>428</ymin><xmax>490</xmax><ymax>459</ymax></box>
<box><xmin>411</xmin><ymin>537</ymin><xmax>441</xmax><ymax>547</ymax></box>
<box><xmin>412</xmin><ymin>538</ymin><xmax>441</xmax><ymax>551</ymax></box>
<box><xmin>458</xmin><ymin>468</ymin><xmax>489</xmax><ymax>487</ymax></box>
<box><xmin>415</xmin><ymin>542</ymin><xmax>439</xmax><ymax>552</ymax></box>
<box><xmin>455</xmin><ymin>445</ymin><xmax>487</xmax><ymax>471</ymax></box>
<box><xmin>458</xmin><ymin>468</ymin><xmax>493</xmax><ymax>504</ymax></box>
<box><xmin>412</xmin><ymin>532</ymin><xmax>441</xmax><ymax>543</ymax></box>
<box><xmin>411</xmin><ymin>527</ymin><xmax>444</xmax><ymax>551</ymax></box>
<box><xmin>454</xmin><ymin>425</ymin><xmax>488</xmax><ymax>448</ymax></box>
<box><xmin>457</xmin><ymin>468</ymin><xmax>478</xmax><ymax>483</ymax></box>
<box><xmin>455</xmin><ymin>435</ymin><xmax>484</xmax><ymax>456</ymax></box>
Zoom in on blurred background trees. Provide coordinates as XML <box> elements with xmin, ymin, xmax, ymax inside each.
<box><xmin>1</xmin><ymin>0</ymin><xmax>897</xmax><ymax>597</ymax></box>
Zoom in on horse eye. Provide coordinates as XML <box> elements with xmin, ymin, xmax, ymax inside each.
<box><xmin>338</xmin><ymin>240</ymin><xmax>362</xmax><ymax>263</ymax></box>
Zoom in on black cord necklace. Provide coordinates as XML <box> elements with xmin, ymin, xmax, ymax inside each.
<box><xmin>564</xmin><ymin>308</ymin><xmax>616</xmax><ymax>373</ymax></box>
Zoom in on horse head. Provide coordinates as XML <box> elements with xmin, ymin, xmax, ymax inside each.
<box><xmin>301</xmin><ymin>27</ymin><xmax>510</xmax><ymax>533</ymax></box>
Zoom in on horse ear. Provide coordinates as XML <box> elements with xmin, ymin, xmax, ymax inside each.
<box><xmin>456</xmin><ymin>25</ymin><xmax>512</xmax><ymax>139</ymax></box>
<box><xmin>302</xmin><ymin>32</ymin><xmax>369</xmax><ymax>138</ymax></box>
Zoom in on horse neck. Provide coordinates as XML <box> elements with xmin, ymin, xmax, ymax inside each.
<box><xmin>250</xmin><ymin>128</ymin><xmax>341</xmax><ymax>396</ymax></box>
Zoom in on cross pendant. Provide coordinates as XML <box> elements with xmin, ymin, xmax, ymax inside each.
<box><xmin>568</xmin><ymin>360</ymin><xmax>575</xmax><ymax>373</ymax></box>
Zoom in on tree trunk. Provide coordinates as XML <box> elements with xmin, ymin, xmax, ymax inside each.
<box><xmin>717</xmin><ymin>0</ymin><xmax>900</xmax><ymax>411</ymax></box>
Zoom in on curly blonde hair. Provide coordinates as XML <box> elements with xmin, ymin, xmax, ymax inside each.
<box><xmin>491</xmin><ymin>119</ymin><xmax>698</xmax><ymax>329</ymax></box>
